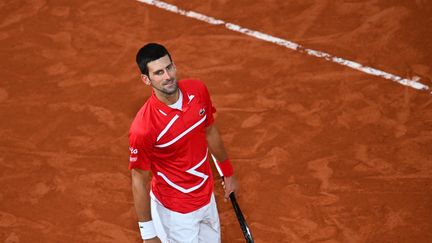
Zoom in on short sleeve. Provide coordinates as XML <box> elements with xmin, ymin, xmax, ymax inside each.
<box><xmin>202</xmin><ymin>83</ymin><xmax>216</xmax><ymax>127</ymax></box>
<box><xmin>128</xmin><ymin>131</ymin><xmax>153</xmax><ymax>170</ymax></box>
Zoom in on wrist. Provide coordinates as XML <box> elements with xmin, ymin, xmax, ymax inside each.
<box><xmin>138</xmin><ymin>220</ymin><xmax>157</xmax><ymax>240</ymax></box>
<box><xmin>217</xmin><ymin>158</ymin><xmax>234</xmax><ymax>177</ymax></box>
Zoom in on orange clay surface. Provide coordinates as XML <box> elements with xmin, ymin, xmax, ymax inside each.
<box><xmin>1</xmin><ymin>0</ymin><xmax>432</xmax><ymax>242</ymax></box>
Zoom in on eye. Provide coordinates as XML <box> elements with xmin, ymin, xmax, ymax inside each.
<box><xmin>167</xmin><ymin>64</ymin><xmax>175</xmax><ymax>71</ymax></box>
<box><xmin>155</xmin><ymin>70</ymin><xmax>164</xmax><ymax>75</ymax></box>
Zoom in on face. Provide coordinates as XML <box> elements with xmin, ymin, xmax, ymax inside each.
<box><xmin>143</xmin><ymin>55</ymin><xmax>178</xmax><ymax>96</ymax></box>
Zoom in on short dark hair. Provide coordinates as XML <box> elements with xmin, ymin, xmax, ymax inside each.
<box><xmin>136</xmin><ymin>43</ymin><xmax>172</xmax><ymax>75</ymax></box>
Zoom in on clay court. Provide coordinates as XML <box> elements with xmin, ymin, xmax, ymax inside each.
<box><xmin>1</xmin><ymin>0</ymin><xmax>432</xmax><ymax>242</ymax></box>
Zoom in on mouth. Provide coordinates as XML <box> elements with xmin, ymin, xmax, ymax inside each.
<box><xmin>164</xmin><ymin>79</ymin><xmax>175</xmax><ymax>87</ymax></box>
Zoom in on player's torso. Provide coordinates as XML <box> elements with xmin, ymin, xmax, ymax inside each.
<box><xmin>152</xmin><ymin>89</ymin><xmax>208</xmax><ymax>162</ymax></box>
<box><xmin>147</xmin><ymin>82</ymin><xmax>213</xmax><ymax>203</ymax></box>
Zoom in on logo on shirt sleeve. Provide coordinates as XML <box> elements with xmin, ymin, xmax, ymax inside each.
<box><xmin>129</xmin><ymin>147</ymin><xmax>138</xmax><ymax>154</ymax></box>
<box><xmin>129</xmin><ymin>147</ymin><xmax>138</xmax><ymax>162</ymax></box>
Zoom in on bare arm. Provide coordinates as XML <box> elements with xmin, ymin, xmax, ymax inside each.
<box><xmin>131</xmin><ymin>169</ymin><xmax>160</xmax><ymax>243</ymax></box>
<box><xmin>206</xmin><ymin>125</ymin><xmax>228</xmax><ymax>162</ymax></box>
<box><xmin>206</xmin><ymin>124</ymin><xmax>237</xmax><ymax>199</ymax></box>
<box><xmin>131</xmin><ymin>168</ymin><xmax>152</xmax><ymax>221</ymax></box>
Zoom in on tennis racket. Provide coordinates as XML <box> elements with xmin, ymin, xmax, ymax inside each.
<box><xmin>211</xmin><ymin>154</ymin><xmax>254</xmax><ymax>243</ymax></box>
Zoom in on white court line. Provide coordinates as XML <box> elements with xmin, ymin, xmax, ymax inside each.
<box><xmin>137</xmin><ymin>0</ymin><xmax>430</xmax><ymax>92</ymax></box>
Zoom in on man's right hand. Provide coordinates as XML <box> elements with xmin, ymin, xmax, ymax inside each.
<box><xmin>144</xmin><ymin>236</ymin><xmax>161</xmax><ymax>243</ymax></box>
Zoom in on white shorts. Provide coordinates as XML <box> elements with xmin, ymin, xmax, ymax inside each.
<box><xmin>150</xmin><ymin>192</ymin><xmax>221</xmax><ymax>243</ymax></box>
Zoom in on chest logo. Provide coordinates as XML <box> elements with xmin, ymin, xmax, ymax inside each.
<box><xmin>199</xmin><ymin>108</ymin><xmax>205</xmax><ymax>116</ymax></box>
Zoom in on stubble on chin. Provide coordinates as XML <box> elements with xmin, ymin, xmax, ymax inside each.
<box><xmin>154</xmin><ymin>81</ymin><xmax>178</xmax><ymax>96</ymax></box>
<box><xmin>164</xmin><ymin>80</ymin><xmax>178</xmax><ymax>95</ymax></box>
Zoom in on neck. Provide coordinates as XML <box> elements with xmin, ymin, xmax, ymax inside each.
<box><xmin>155</xmin><ymin>89</ymin><xmax>179</xmax><ymax>105</ymax></box>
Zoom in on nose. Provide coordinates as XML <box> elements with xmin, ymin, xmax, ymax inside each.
<box><xmin>163</xmin><ymin>69</ymin><xmax>172</xmax><ymax>80</ymax></box>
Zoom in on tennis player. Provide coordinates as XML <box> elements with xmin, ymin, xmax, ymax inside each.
<box><xmin>129</xmin><ymin>43</ymin><xmax>237</xmax><ymax>243</ymax></box>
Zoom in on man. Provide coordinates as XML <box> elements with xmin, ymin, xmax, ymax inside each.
<box><xmin>129</xmin><ymin>43</ymin><xmax>236</xmax><ymax>243</ymax></box>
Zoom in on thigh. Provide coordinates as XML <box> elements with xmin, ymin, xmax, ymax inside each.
<box><xmin>150</xmin><ymin>195</ymin><xmax>168</xmax><ymax>243</ymax></box>
<box><xmin>152</xmin><ymin>196</ymin><xmax>201</xmax><ymax>243</ymax></box>
<box><xmin>198</xmin><ymin>194</ymin><xmax>221</xmax><ymax>243</ymax></box>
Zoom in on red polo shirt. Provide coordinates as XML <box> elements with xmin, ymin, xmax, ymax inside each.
<box><xmin>128</xmin><ymin>79</ymin><xmax>216</xmax><ymax>213</ymax></box>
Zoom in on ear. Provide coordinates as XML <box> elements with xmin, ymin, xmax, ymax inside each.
<box><xmin>140</xmin><ymin>74</ymin><xmax>151</xmax><ymax>86</ymax></box>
